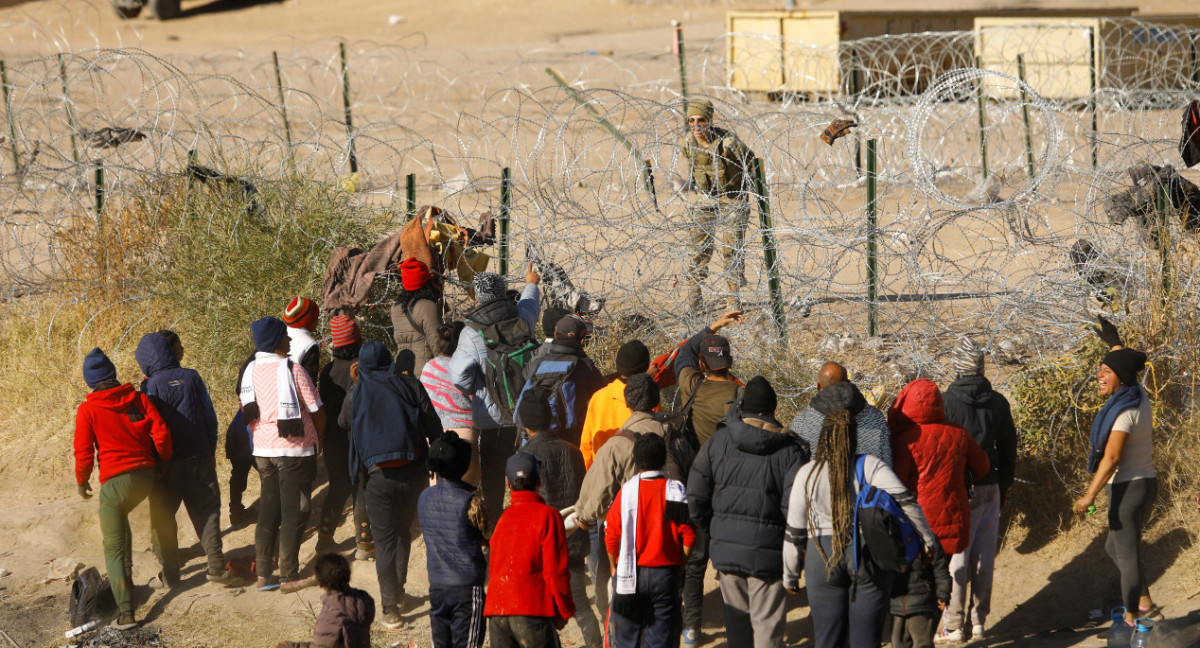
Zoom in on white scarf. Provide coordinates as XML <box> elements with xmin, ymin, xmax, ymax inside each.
<box><xmin>238</xmin><ymin>352</ymin><xmax>303</xmax><ymax>436</ymax></box>
<box><xmin>614</xmin><ymin>471</ymin><xmax>687</xmax><ymax>596</ymax></box>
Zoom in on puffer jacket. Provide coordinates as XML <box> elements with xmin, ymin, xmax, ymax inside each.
<box><xmin>889</xmin><ymin>379</ymin><xmax>991</xmax><ymax>555</ymax></box>
<box><xmin>523</xmin><ymin>431</ymin><xmax>589</xmax><ymax>561</ymax></box>
<box><xmin>391</xmin><ymin>297</ymin><xmax>442</xmax><ymax>377</ymax></box>
<box><xmin>942</xmin><ymin>375</ymin><xmax>1017</xmax><ymax>492</ymax></box>
<box><xmin>575</xmin><ymin>411</ymin><xmax>672</xmax><ymax>524</ymax></box>
<box><xmin>687</xmin><ymin>408</ymin><xmax>809</xmax><ymax>580</ymax></box>
<box><xmin>890</xmin><ymin>549</ymin><xmax>952</xmax><ymax>618</ymax></box>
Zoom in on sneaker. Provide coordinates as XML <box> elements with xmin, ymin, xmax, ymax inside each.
<box><xmin>111</xmin><ymin>612</ymin><xmax>137</xmax><ymax>630</ymax></box>
<box><xmin>255</xmin><ymin>576</ymin><xmax>280</xmax><ymax>592</ymax></box>
<box><xmin>207</xmin><ymin>569</ymin><xmax>244</xmax><ymax>588</ymax></box>
<box><xmin>681</xmin><ymin>628</ymin><xmax>699</xmax><ymax>646</ymax></box>
<box><xmin>972</xmin><ymin>625</ymin><xmax>985</xmax><ymax>640</ymax></box>
<box><xmin>354</xmin><ymin>544</ymin><xmax>376</xmax><ymax>562</ymax></box>
<box><xmin>935</xmin><ymin>627</ymin><xmax>965</xmax><ymax>643</ymax></box>
<box><xmin>381</xmin><ymin>607</ymin><xmax>406</xmax><ymax>631</ymax></box>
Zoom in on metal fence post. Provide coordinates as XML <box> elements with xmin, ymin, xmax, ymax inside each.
<box><xmin>0</xmin><ymin>60</ymin><xmax>20</xmax><ymax>174</ymax></box>
<box><xmin>339</xmin><ymin>42</ymin><xmax>358</xmax><ymax>175</ymax></box>
<box><xmin>866</xmin><ymin>139</ymin><xmax>879</xmax><ymax>338</ymax></box>
<box><xmin>672</xmin><ymin>20</ymin><xmax>689</xmax><ymax>100</ymax></box>
<box><xmin>1016</xmin><ymin>54</ymin><xmax>1036</xmax><ymax>182</ymax></box>
<box><xmin>974</xmin><ymin>55</ymin><xmax>989</xmax><ymax>180</ymax></box>
<box><xmin>1088</xmin><ymin>29</ymin><xmax>1098</xmax><ymax>169</ymax></box>
<box><xmin>405</xmin><ymin>173</ymin><xmax>416</xmax><ymax>220</ymax></box>
<box><xmin>752</xmin><ymin>157</ymin><xmax>786</xmax><ymax>339</ymax></box>
<box><xmin>499</xmin><ymin>166</ymin><xmax>511</xmax><ymax>276</ymax></box>
<box><xmin>57</xmin><ymin>54</ymin><xmax>79</xmax><ymax>165</ymax></box>
<box><xmin>272</xmin><ymin>51</ymin><xmax>293</xmax><ymax>159</ymax></box>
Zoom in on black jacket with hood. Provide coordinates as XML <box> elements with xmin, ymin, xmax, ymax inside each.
<box><xmin>135</xmin><ymin>332</ymin><xmax>219</xmax><ymax>460</ymax></box>
<box><xmin>941</xmin><ymin>375</ymin><xmax>1017</xmax><ymax>491</ymax></box>
<box><xmin>687</xmin><ymin>404</ymin><xmax>810</xmax><ymax>579</ymax></box>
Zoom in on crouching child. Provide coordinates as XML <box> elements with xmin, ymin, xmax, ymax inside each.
<box><xmin>276</xmin><ymin>553</ymin><xmax>375</xmax><ymax>648</ymax></box>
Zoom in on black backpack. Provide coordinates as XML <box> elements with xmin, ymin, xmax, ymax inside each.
<box><xmin>852</xmin><ymin>455</ymin><xmax>922</xmax><ymax>575</ymax></box>
<box><xmin>1181</xmin><ymin>100</ymin><xmax>1200</xmax><ymax>168</ymax></box>
<box><xmin>517</xmin><ymin>355</ymin><xmax>581</xmax><ymax>437</ymax></box>
<box><xmin>466</xmin><ymin>302</ymin><xmax>537</xmax><ymax>426</ymax></box>
<box><xmin>68</xmin><ymin>566</ymin><xmax>115</xmax><ymax>628</ymax></box>
<box><xmin>662</xmin><ymin>387</ymin><xmax>702</xmax><ymax>480</ymax></box>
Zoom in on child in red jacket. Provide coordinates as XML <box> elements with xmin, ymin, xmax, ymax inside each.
<box><xmin>605</xmin><ymin>433</ymin><xmax>695</xmax><ymax>648</ymax></box>
<box><xmin>483</xmin><ymin>452</ymin><xmax>574</xmax><ymax>648</ymax></box>
<box><xmin>74</xmin><ymin>348</ymin><xmax>173</xmax><ymax>630</ymax></box>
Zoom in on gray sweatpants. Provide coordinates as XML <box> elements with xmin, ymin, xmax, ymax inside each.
<box><xmin>716</xmin><ymin>571</ymin><xmax>787</xmax><ymax>648</ymax></box>
<box><xmin>944</xmin><ymin>483</ymin><xmax>1001</xmax><ymax>630</ymax></box>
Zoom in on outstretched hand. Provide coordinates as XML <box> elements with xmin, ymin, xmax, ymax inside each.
<box><xmin>711</xmin><ymin>310</ymin><xmax>743</xmax><ymax>332</ymax></box>
<box><xmin>525</xmin><ymin>261</ymin><xmax>541</xmax><ymax>285</ymax></box>
<box><xmin>1093</xmin><ymin>316</ymin><xmax>1123</xmax><ymax>349</ymax></box>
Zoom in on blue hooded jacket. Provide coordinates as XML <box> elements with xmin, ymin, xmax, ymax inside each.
<box><xmin>348</xmin><ymin>341</ymin><xmax>432</xmax><ymax>483</ymax></box>
<box><xmin>135</xmin><ymin>332</ymin><xmax>219</xmax><ymax>460</ymax></box>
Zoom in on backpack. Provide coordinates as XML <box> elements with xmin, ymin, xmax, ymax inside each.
<box><xmin>661</xmin><ymin>387</ymin><xmax>702</xmax><ymax>480</ymax></box>
<box><xmin>1181</xmin><ymin>100</ymin><xmax>1200</xmax><ymax>168</ymax></box>
<box><xmin>515</xmin><ymin>355</ymin><xmax>581</xmax><ymax>438</ymax></box>
<box><xmin>68</xmin><ymin>566</ymin><xmax>115</xmax><ymax>628</ymax></box>
<box><xmin>466</xmin><ymin>305</ymin><xmax>537</xmax><ymax>426</ymax></box>
<box><xmin>852</xmin><ymin>455</ymin><xmax>922</xmax><ymax>575</ymax></box>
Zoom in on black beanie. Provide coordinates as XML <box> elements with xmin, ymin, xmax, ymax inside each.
<box><xmin>427</xmin><ymin>431</ymin><xmax>471</xmax><ymax>481</ymax></box>
<box><xmin>542</xmin><ymin>307</ymin><xmax>571</xmax><ymax>340</ymax></box>
<box><xmin>742</xmin><ymin>376</ymin><xmax>777</xmax><ymax>416</ymax></box>
<box><xmin>1102</xmin><ymin>348</ymin><xmax>1147</xmax><ymax>387</ymax></box>
<box><xmin>624</xmin><ymin>373</ymin><xmax>660</xmax><ymax>412</ymax></box>
<box><xmin>518</xmin><ymin>388</ymin><xmax>555</xmax><ymax>431</ymax></box>
<box><xmin>615</xmin><ymin>340</ymin><xmax>651</xmax><ymax>376</ymax></box>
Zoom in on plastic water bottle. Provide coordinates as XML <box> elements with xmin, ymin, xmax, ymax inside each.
<box><xmin>64</xmin><ymin>619</ymin><xmax>100</xmax><ymax>638</ymax></box>
<box><xmin>1130</xmin><ymin>617</ymin><xmax>1154</xmax><ymax>648</ymax></box>
<box><xmin>1107</xmin><ymin>608</ymin><xmax>1132</xmax><ymax>648</ymax></box>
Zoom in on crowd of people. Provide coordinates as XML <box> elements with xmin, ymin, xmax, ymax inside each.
<box><xmin>72</xmin><ymin>249</ymin><xmax>1160</xmax><ymax>648</ymax></box>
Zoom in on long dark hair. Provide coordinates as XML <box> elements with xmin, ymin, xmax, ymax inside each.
<box><xmin>805</xmin><ymin>408</ymin><xmax>858</xmax><ymax>575</ymax></box>
<box><xmin>396</xmin><ymin>282</ymin><xmax>442</xmax><ymax>310</ymax></box>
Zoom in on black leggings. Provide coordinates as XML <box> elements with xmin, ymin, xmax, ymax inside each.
<box><xmin>1106</xmin><ymin>477</ymin><xmax>1158</xmax><ymax>610</ymax></box>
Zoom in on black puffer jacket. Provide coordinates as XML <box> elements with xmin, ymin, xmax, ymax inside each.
<box><xmin>687</xmin><ymin>408</ymin><xmax>810</xmax><ymax>579</ymax></box>
<box><xmin>890</xmin><ymin>547</ymin><xmax>952</xmax><ymax>617</ymax></box>
<box><xmin>522</xmin><ymin>431</ymin><xmax>589</xmax><ymax>562</ymax></box>
<box><xmin>941</xmin><ymin>375</ymin><xmax>1017</xmax><ymax>491</ymax></box>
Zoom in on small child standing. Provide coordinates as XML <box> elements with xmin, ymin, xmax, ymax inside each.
<box><xmin>890</xmin><ymin>547</ymin><xmax>952</xmax><ymax>648</ymax></box>
<box><xmin>276</xmin><ymin>553</ymin><xmax>375</xmax><ymax>648</ymax></box>
<box><xmin>418</xmin><ymin>431</ymin><xmax>489</xmax><ymax>648</ymax></box>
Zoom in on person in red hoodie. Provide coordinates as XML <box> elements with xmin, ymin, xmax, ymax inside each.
<box><xmin>888</xmin><ymin>378</ymin><xmax>990</xmax><ymax>643</ymax></box>
<box><xmin>483</xmin><ymin>452</ymin><xmax>574</xmax><ymax>648</ymax></box>
<box><xmin>74</xmin><ymin>348</ymin><xmax>173</xmax><ymax>631</ymax></box>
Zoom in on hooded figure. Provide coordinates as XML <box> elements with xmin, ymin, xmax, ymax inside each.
<box><xmin>136</xmin><ymin>332</ymin><xmax>219</xmax><ymax>460</ymax></box>
<box><xmin>889</xmin><ymin>379</ymin><xmax>991</xmax><ymax>555</ymax></box>
<box><xmin>791</xmin><ymin>380</ymin><xmax>892</xmax><ymax>467</ymax></box>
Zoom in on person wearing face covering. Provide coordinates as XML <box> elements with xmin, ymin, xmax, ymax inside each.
<box><xmin>344</xmin><ymin>341</ymin><xmax>443</xmax><ymax>631</ymax></box>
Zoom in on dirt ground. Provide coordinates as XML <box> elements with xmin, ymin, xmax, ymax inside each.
<box><xmin>1</xmin><ymin>0</ymin><xmax>1200</xmax><ymax>646</ymax></box>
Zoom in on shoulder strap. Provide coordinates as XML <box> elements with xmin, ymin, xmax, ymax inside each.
<box><xmin>854</xmin><ymin>454</ymin><xmax>867</xmax><ymax>489</ymax></box>
<box><xmin>401</xmin><ymin>299</ymin><xmax>421</xmax><ymax>335</ymax></box>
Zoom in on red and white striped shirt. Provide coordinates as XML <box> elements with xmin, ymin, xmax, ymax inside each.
<box><xmin>249</xmin><ymin>355</ymin><xmax>323</xmax><ymax>457</ymax></box>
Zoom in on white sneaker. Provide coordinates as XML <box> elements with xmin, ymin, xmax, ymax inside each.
<box><xmin>935</xmin><ymin>627</ymin><xmax>965</xmax><ymax>643</ymax></box>
<box><xmin>972</xmin><ymin>624</ymin><xmax>985</xmax><ymax>640</ymax></box>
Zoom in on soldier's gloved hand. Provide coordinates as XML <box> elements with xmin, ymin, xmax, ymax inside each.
<box><xmin>1093</xmin><ymin>315</ymin><xmax>1123</xmax><ymax>349</ymax></box>
<box><xmin>77</xmin><ymin>482</ymin><xmax>93</xmax><ymax>500</ymax></box>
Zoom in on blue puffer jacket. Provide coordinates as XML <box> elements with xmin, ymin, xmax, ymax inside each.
<box><xmin>136</xmin><ymin>332</ymin><xmax>218</xmax><ymax>460</ymax></box>
<box><xmin>418</xmin><ymin>478</ymin><xmax>487</xmax><ymax>588</ymax></box>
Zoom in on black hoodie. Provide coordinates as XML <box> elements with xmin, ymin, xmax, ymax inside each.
<box><xmin>687</xmin><ymin>407</ymin><xmax>809</xmax><ymax>579</ymax></box>
<box><xmin>941</xmin><ymin>375</ymin><xmax>1017</xmax><ymax>491</ymax></box>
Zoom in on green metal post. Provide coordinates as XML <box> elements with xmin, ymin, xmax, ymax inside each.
<box><xmin>545</xmin><ymin>67</ymin><xmax>655</xmax><ymax>202</ymax></box>
<box><xmin>58</xmin><ymin>54</ymin><xmax>79</xmax><ymax>165</ymax></box>
<box><xmin>673</xmin><ymin>21</ymin><xmax>689</xmax><ymax>100</ymax></box>
<box><xmin>0</xmin><ymin>60</ymin><xmax>20</xmax><ymax>174</ymax></box>
<box><xmin>975</xmin><ymin>55</ymin><xmax>989</xmax><ymax>180</ymax></box>
<box><xmin>272</xmin><ymin>51</ymin><xmax>293</xmax><ymax>157</ymax></box>
<box><xmin>94</xmin><ymin>158</ymin><xmax>104</xmax><ymax>216</ymax></box>
<box><xmin>405</xmin><ymin>173</ymin><xmax>416</xmax><ymax>220</ymax></box>
<box><xmin>1156</xmin><ymin>184</ymin><xmax>1172</xmax><ymax>300</ymax></box>
<box><xmin>1192</xmin><ymin>30</ymin><xmax>1200</xmax><ymax>87</ymax></box>
<box><xmin>865</xmin><ymin>139</ymin><xmax>879</xmax><ymax>338</ymax></box>
<box><xmin>1088</xmin><ymin>29</ymin><xmax>1098</xmax><ymax>169</ymax></box>
<box><xmin>752</xmin><ymin>157</ymin><xmax>786</xmax><ymax>340</ymax></box>
<box><xmin>1016</xmin><ymin>54</ymin><xmax>1036</xmax><ymax>181</ymax></box>
<box><xmin>339</xmin><ymin>42</ymin><xmax>358</xmax><ymax>175</ymax></box>
<box><xmin>499</xmin><ymin>167</ymin><xmax>511</xmax><ymax>277</ymax></box>
<box><xmin>851</xmin><ymin>47</ymin><xmax>862</xmax><ymax>177</ymax></box>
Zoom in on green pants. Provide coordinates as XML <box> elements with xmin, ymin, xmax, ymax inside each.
<box><xmin>686</xmin><ymin>199</ymin><xmax>750</xmax><ymax>309</ymax></box>
<box><xmin>99</xmin><ymin>468</ymin><xmax>153</xmax><ymax>613</ymax></box>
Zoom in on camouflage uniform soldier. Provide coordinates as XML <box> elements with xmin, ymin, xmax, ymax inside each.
<box><xmin>681</xmin><ymin>99</ymin><xmax>754</xmax><ymax>312</ymax></box>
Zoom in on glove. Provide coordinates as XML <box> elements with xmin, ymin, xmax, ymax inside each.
<box><xmin>820</xmin><ymin>119</ymin><xmax>857</xmax><ymax>146</ymax></box>
<box><xmin>77</xmin><ymin>483</ymin><xmax>92</xmax><ymax>500</ymax></box>
<box><xmin>1093</xmin><ymin>315</ymin><xmax>1123</xmax><ymax>348</ymax></box>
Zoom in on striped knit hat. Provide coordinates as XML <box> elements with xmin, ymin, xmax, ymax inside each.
<box><xmin>951</xmin><ymin>336</ymin><xmax>985</xmax><ymax>377</ymax></box>
<box><xmin>329</xmin><ymin>315</ymin><xmax>361</xmax><ymax>348</ymax></box>
<box><xmin>283</xmin><ymin>296</ymin><xmax>318</xmax><ymax>330</ymax></box>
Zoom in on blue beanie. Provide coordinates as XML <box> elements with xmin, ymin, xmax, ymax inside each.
<box><xmin>83</xmin><ymin>347</ymin><xmax>117</xmax><ymax>388</ymax></box>
<box><xmin>251</xmin><ymin>316</ymin><xmax>288</xmax><ymax>353</ymax></box>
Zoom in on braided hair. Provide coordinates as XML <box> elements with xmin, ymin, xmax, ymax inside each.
<box><xmin>804</xmin><ymin>408</ymin><xmax>858</xmax><ymax>576</ymax></box>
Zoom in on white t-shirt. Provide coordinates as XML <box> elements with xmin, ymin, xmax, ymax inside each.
<box><xmin>1110</xmin><ymin>388</ymin><xmax>1155</xmax><ymax>483</ymax></box>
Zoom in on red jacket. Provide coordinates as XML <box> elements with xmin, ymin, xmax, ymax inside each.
<box><xmin>75</xmin><ymin>383</ymin><xmax>173</xmax><ymax>485</ymax></box>
<box><xmin>483</xmin><ymin>490</ymin><xmax>575</xmax><ymax>620</ymax></box>
<box><xmin>888</xmin><ymin>379</ymin><xmax>990</xmax><ymax>555</ymax></box>
<box><xmin>605</xmin><ymin>477</ymin><xmax>695</xmax><ymax>567</ymax></box>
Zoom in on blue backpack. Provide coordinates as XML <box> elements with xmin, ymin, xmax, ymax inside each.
<box><xmin>852</xmin><ymin>455</ymin><xmax>921</xmax><ymax>574</ymax></box>
<box><xmin>514</xmin><ymin>356</ymin><xmax>580</xmax><ymax>439</ymax></box>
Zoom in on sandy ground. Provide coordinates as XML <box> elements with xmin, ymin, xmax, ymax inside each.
<box><xmin>1</xmin><ymin>0</ymin><xmax>1199</xmax><ymax>646</ymax></box>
